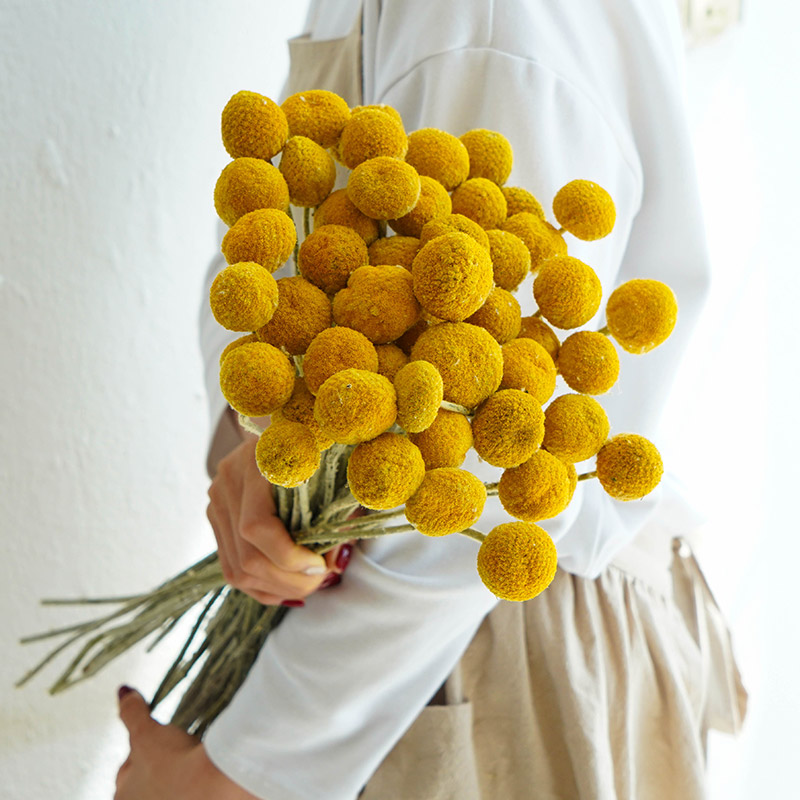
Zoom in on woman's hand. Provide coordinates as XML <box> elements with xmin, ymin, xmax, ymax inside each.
<box><xmin>207</xmin><ymin>434</ymin><xmax>352</xmax><ymax>606</ymax></box>
<box><xmin>115</xmin><ymin>687</ymin><xmax>260</xmax><ymax>800</ymax></box>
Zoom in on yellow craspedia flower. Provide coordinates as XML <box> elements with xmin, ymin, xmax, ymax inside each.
<box><xmin>375</xmin><ymin>343</ymin><xmax>409</xmax><ymax>380</ymax></box>
<box><xmin>281</xmin><ymin>89</ymin><xmax>350</xmax><ymax>149</ymax></box>
<box><xmin>209</xmin><ymin>262</ymin><xmax>279</xmax><ymax>332</ymax></box>
<box><xmin>518</xmin><ymin>316</ymin><xmax>561</xmax><ymax>362</ymax></box>
<box><xmin>333</xmin><ymin>265</ymin><xmax>421</xmax><ymax>343</ymax></box>
<box><xmin>502</xmin><ymin>212</ymin><xmax>567</xmax><ymax>273</ymax></box>
<box><xmin>298</xmin><ymin>224</ymin><xmax>370</xmax><ymax>295</ymax></box>
<box><xmin>411</xmin><ymin>322</ymin><xmax>503</xmax><ymax>409</ymax></box>
<box><xmin>303</xmin><ymin>326</ymin><xmax>378</xmax><ymax>395</ymax></box>
<box><xmin>418</xmin><ymin>213</ymin><xmax>491</xmax><ymax>251</ymax></box>
<box><xmin>477</xmin><ymin>522</ymin><xmax>557</xmax><ymax>601</ymax></box>
<box><xmin>351</xmin><ymin>103</ymin><xmax>404</xmax><ymax>126</ymax></box>
<box><xmin>257</xmin><ymin>276</ymin><xmax>332</xmax><ymax>356</ymax></box>
<box><xmin>220</xmin><ymin>333</ymin><xmax>259</xmax><ymax>366</ymax></box>
<box><xmin>408</xmin><ymin>409</ymin><xmax>473</xmax><ymax>469</ymax></box>
<box><xmin>221</xmin><ymin>208</ymin><xmax>297</xmax><ymax>273</ymax></box>
<box><xmin>347</xmin><ymin>432</ymin><xmax>425</xmax><ymax>509</ymax></box>
<box><xmin>500</xmin><ymin>338</ymin><xmax>557</xmax><ymax>404</ymax></box>
<box><xmin>214</xmin><ymin>158</ymin><xmax>290</xmax><ymax>227</ymax></box>
<box><xmin>278</xmin><ymin>135</ymin><xmax>336</xmax><ymax>207</ymax></box>
<box><xmin>498</xmin><ymin>449</ymin><xmax>572</xmax><ymax>522</ymax></box>
<box><xmin>595</xmin><ymin>433</ymin><xmax>663</xmax><ymax>500</ymax></box>
<box><xmin>472</xmin><ymin>389</ymin><xmax>545</xmax><ymax>468</ymax></box>
<box><xmin>605</xmin><ymin>279</ymin><xmax>678</xmax><ymax>354</ymax></box>
<box><xmin>534</xmin><ymin>256</ymin><xmax>603</xmax><ymax>330</ymax></box>
<box><xmin>369</xmin><ymin>235</ymin><xmax>421</xmax><ymax>270</ymax></box>
<box><xmin>553</xmin><ymin>179</ymin><xmax>616</xmax><ymax>241</ymax></box>
<box><xmin>451</xmin><ymin>177</ymin><xmax>508</xmax><ymax>230</ymax></box>
<box><xmin>271</xmin><ymin>377</ymin><xmax>333</xmax><ymax>450</ymax></box>
<box><xmin>502</xmin><ymin>186</ymin><xmax>545</xmax><ymax>219</ymax></box>
<box><xmin>314</xmin><ymin>368</ymin><xmax>397</xmax><ymax>444</ymax></box>
<box><xmin>465</xmin><ymin>287</ymin><xmax>522</xmax><ymax>344</ymax></box>
<box><xmin>405</xmin><ymin>128</ymin><xmax>470</xmax><ymax>191</ymax></box>
<box><xmin>347</xmin><ymin>156</ymin><xmax>421</xmax><ymax>220</ymax></box>
<box><xmin>393</xmin><ymin>360</ymin><xmax>444</xmax><ymax>433</ymax></box>
<box><xmin>395</xmin><ymin>318</ymin><xmax>430</xmax><ymax>355</ymax></box>
<box><xmin>557</xmin><ymin>331</ymin><xmax>620</xmax><ymax>395</ymax></box>
<box><xmin>255</xmin><ymin>420</ymin><xmax>320</xmax><ymax>488</ymax></box>
<box><xmin>314</xmin><ymin>189</ymin><xmax>380</xmax><ymax>245</ymax></box>
<box><xmin>339</xmin><ymin>108</ymin><xmax>408</xmax><ymax>168</ymax></box>
<box><xmin>486</xmin><ymin>229</ymin><xmax>531</xmax><ymax>292</ymax></box>
<box><xmin>411</xmin><ymin>232</ymin><xmax>494</xmax><ymax>322</ymax></box>
<box><xmin>405</xmin><ymin>468</ymin><xmax>486</xmax><ymax>536</ymax></box>
<box><xmin>389</xmin><ymin>176</ymin><xmax>452</xmax><ymax>238</ymax></box>
<box><xmin>460</xmin><ymin>129</ymin><xmax>513</xmax><ymax>185</ymax></box>
<box><xmin>543</xmin><ymin>394</ymin><xmax>610</xmax><ymax>463</ymax></box>
<box><xmin>219</xmin><ymin>342</ymin><xmax>295</xmax><ymax>417</ymax></box>
<box><xmin>221</xmin><ymin>90</ymin><xmax>289</xmax><ymax>161</ymax></box>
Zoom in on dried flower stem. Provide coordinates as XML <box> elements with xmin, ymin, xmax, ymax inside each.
<box><xmin>440</xmin><ymin>401</ymin><xmax>472</xmax><ymax>416</ymax></box>
<box><xmin>578</xmin><ymin>470</ymin><xmax>597</xmax><ymax>481</ymax></box>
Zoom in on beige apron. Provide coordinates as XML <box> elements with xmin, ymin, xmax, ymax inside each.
<box><xmin>284</xmin><ymin>14</ymin><xmax>747</xmax><ymax>799</ymax></box>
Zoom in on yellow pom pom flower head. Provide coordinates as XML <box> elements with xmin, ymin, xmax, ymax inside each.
<box><xmin>605</xmin><ymin>279</ymin><xmax>678</xmax><ymax>354</ymax></box>
<box><xmin>393</xmin><ymin>360</ymin><xmax>444</xmax><ymax>433</ymax></box>
<box><xmin>498</xmin><ymin>449</ymin><xmax>572</xmax><ymax>522</ymax></box>
<box><xmin>418</xmin><ymin>213</ymin><xmax>490</xmax><ymax>251</ymax></box>
<box><xmin>557</xmin><ymin>331</ymin><xmax>620</xmax><ymax>395</ymax></box>
<box><xmin>460</xmin><ymin>129</ymin><xmax>513</xmax><ymax>185</ymax></box>
<box><xmin>279</xmin><ymin>136</ymin><xmax>336</xmax><ymax>207</ymax></box>
<box><xmin>221</xmin><ymin>90</ymin><xmax>289</xmax><ymax>161</ymax></box>
<box><xmin>314</xmin><ymin>189</ymin><xmax>380</xmax><ymax>245</ymax></box>
<box><xmin>543</xmin><ymin>394</ymin><xmax>610</xmax><ymax>463</ymax></box>
<box><xmin>214</xmin><ymin>158</ymin><xmax>290</xmax><ymax>227</ymax></box>
<box><xmin>518</xmin><ymin>315</ymin><xmax>561</xmax><ymax>362</ymax></box>
<box><xmin>256</xmin><ymin>420</ymin><xmax>320</xmax><ymax>488</ymax></box>
<box><xmin>465</xmin><ymin>287</ymin><xmax>522</xmax><ymax>344</ymax></box>
<box><xmin>333</xmin><ymin>265</ymin><xmax>421</xmax><ymax>343</ymax></box>
<box><xmin>220</xmin><ymin>333</ymin><xmax>258</xmax><ymax>366</ymax></box>
<box><xmin>350</xmin><ymin>103</ymin><xmax>404</xmax><ymax>126</ymax></box>
<box><xmin>477</xmin><ymin>522</ymin><xmax>557</xmax><ymax>601</ymax></box>
<box><xmin>502</xmin><ymin>212</ymin><xmax>566</xmax><ymax>273</ymax></box>
<box><xmin>486</xmin><ymin>229</ymin><xmax>531</xmax><ymax>292</ymax></box>
<box><xmin>389</xmin><ymin>176</ymin><xmax>452</xmax><ymax>238</ymax></box>
<box><xmin>450</xmin><ymin>178</ymin><xmax>508</xmax><ymax>230</ymax></box>
<box><xmin>500</xmin><ymin>338</ymin><xmax>557</xmax><ymax>404</ymax></box>
<box><xmin>257</xmin><ymin>276</ymin><xmax>331</xmax><ymax>356</ymax></box>
<box><xmin>347</xmin><ymin>432</ymin><xmax>425</xmax><ymax>509</ymax></box>
<box><xmin>395</xmin><ymin>318</ymin><xmax>430</xmax><ymax>355</ymax></box>
<box><xmin>210</xmin><ymin>262</ymin><xmax>279</xmax><ymax>332</ymax></box>
<box><xmin>405</xmin><ymin>128</ymin><xmax>470</xmax><ymax>191</ymax></box>
<box><xmin>299</xmin><ymin>224</ymin><xmax>369</xmax><ymax>295</ymax></box>
<box><xmin>502</xmin><ymin>186</ymin><xmax>545</xmax><ymax>219</ymax></box>
<box><xmin>314</xmin><ymin>368</ymin><xmax>397</xmax><ymax>444</ymax></box>
<box><xmin>271</xmin><ymin>377</ymin><xmax>333</xmax><ymax>450</ymax></box>
<box><xmin>221</xmin><ymin>208</ymin><xmax>297</xmax><ymax>273</ymax></box>
<box><xmin>303</xmin><ymin>326</ymin><xmax>378</xmax><ymax>395</ymax></box>
<box><xmin>375</xmin><ymin>343</ymin><xmax>409</xmax><ymax>380</ymax></box>
<box><xmin>472</xmin><ymin>389</ymin><xmax>545</xmax><ymax>468</ymax></box>
<box><xmin>408</xmin><ymin>408</ymin><xmax>473</xmax><ymax>469</ymax></box>
<box><xmin>405</xmin><ymin>468</ymin><xmax>487</xmax><ymax>536</ymax></box>
<box><xmin>534</xmin><ymin>256</ymin><xmax>603</xmax><ymax>330</ymax></box>
<box><xmin>553</xmin><ymin>179</ymin><xmax>616</xmax><ymax>241</ymax></box>
<box><xmin>347</xmin><ymin>157</ymin><xmax>422</xmax><ymax>220</ymax></box>
<box><xmin>595</xmin><ymin>434</ymin><xmax>663</xmax><ymax>500</ymax></box>
<box><xmin>369</xmin><ymin>235</ymin><xmax>421</xmax><ymax>270</ymax></box>
<box><xmin>411</xmin><ymin>322</ymin><xmax>503</xmax><ymax>409</ymax></box>
<box><xmin>219</xmin><ymin>342</ymin><xmax>295</xmax><ymax>417</ymax></box>
<box><xmin>339</xmin><ymin>108</ymin><xmax>408</xmax><ymax>168</ymax></box>
<box><xmin>280</xmin><ymin>90</ymin><xmax>350</xmax><ymax>149</ymax></box>
<box><xmin>411</xmin><ymin>232</ymin><xmax>494</xmax><ymax>322</ymax></box>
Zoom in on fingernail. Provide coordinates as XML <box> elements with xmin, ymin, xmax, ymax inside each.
<box><xmin>335</xmin><ymin>544</ymin><xmax>353</xmax><ymax>572</ymax></box>
<box><xmin>281</xmin><ymin>599</ymin><xmax>305</xmax><ymax>607</ymax></box>
<box><xmin>319</xmin><ymin>573</ymin><xmax>342</xmax><ymax>590</ymax></box>
<box><xmin>118</xmin><ymin>685</ymin><xmax>134</xmax><ymax>701</ymax></box>
<box><xmin>302</xmin><ymin>565</ymin><xmax>327</xmax><ymax>576</ymax></box>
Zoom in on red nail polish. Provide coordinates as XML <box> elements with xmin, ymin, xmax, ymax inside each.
<box><xmin>319</xmin><ymin>573</ymin><xmax>342</xmax><ymax>590</ymax></box>
<box><xmin>118</xmin><ymin>685</ymin><xmax>133</xmax><ymax>701</ymax></box>
<box><xmin>281</xmin><ymin>599</ymin><xmax>305</xmax><ymax>607</ymax></box>
<box><xmin>335</xmin><ymin>544</ymin><xmax>353</xmax><ymax>572</ymax></box>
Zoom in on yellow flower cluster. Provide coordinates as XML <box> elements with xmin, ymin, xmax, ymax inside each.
<box><xmin>210</xmin><ymin>87</ymin><xmax>681</xmax><ymax>603</ymax></box>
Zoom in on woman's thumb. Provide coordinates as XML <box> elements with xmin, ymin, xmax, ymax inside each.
<box><xmin>117</xmin><ymin>686</ymin><xmax>155</xmax><ymax>740</ymax></box>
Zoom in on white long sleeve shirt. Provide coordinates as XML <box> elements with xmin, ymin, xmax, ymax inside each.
<box><xmin>202</xmin><ymin>1</ymin><xmax>710</xmax><ymax>797</ymax></box>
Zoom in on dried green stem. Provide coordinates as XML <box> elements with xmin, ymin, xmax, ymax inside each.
<box><xmin>459</xmin><ymin>528</ymin><xmax>487</xmax><ymax>544</ymax></box>
<box><xmin>578</xmin><ymin>470</ymin><xmax>597</xmax><ymax>482</ymax></box>
<box><xmin>440</xmin><ymin>401</ymin><xmax>472</xmax><ymax>416</ymax></box>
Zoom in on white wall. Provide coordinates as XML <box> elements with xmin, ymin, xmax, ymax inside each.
<box><xmin>0</xmin><ymin>2</ymin><xmax>309</xmax><ymax>798</ymax></box>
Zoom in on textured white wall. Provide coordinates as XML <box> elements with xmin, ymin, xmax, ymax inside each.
<box><xmin>0</xmin><ymin>2</ymin><xmax>308</xmax><ymax>798</ymax></box>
